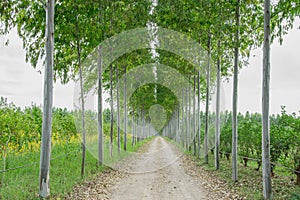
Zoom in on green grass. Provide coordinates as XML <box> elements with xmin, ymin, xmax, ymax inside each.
<box><xmin>0</xmin><ymin>136</ymin><xmax>155</xmax><ymax>199</ymax></box>
<box><xmin>186</xmin><ymin>150</ymin><xmax>300</xmax><ymax>199</ymax></box>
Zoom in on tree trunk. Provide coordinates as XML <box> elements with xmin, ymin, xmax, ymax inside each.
<box><xmin>204</xmin><ymin>33</ymin><xmax>211</xmax><ymax>164</ymax></box>
<box><xmin>109</xmin><ymin>63</ymin><xmax>114</xmax><ymax>158</ymax></box>
<box><xmin>79</xmin><ymin>64</ymin><xmax>86</xmax><ymax>178</ymax></box>
<box><xmin>98</xmin><ymin>45</ymin><xmax>104</xmax><ymax>164</ymax></box>
<box><xmin>262</xmin><ymin>0</ymin><xmax>272</xmax><ymax>199</ymax></box>
<box><xmin>186</xmin><ymin>88</ymin><xmax>189</xmax><ymax>151</ymax></box>
<box><xmin>97</xmin><ymin>0</ymin><xmax>104</xmax><ymax>165</ymax></box>
<box><xmin>188</xmin><ymin>76</ymin><xmax>191</xmax><ymax>152</ymax></box>
<box><xmin>137</xmin><ymin>110</ymin><xmax>140</xmax><ymax>143</ymax></box>
<box><xmin>116</xmin><ymin>67</ymin><xmax>120</xmax><ymax>153</ymax></box>
<box><xmin>39</xmin><ymin>1</ymin><xmax>54</xmax><ymax>197</ymax></box>
<box><xmin>197</xmin><ymin>70</ymin><xmax>201</xmax><ymax>158</ymax></box>
<box><xmin>124</xmin><ymin>66</ymin><xmax>127</xmax><ymax>151</ymax></box>
<box><xmin>193</xmin><ymin>73</ymin><xmax>196</xmax><ymax>156</ymax></box>
<box><xmin>182</xmin><ymin>89</ymin><xmax>185</xmax><ymax>148</ymax></box>
<box><xmin>215</xmin><ymin>40</ymin><xmax>221</xmax><ymax>170</ymax></box>
<box><xmin>142</xmin><ymin>105</ymin><xmax>145</xmax><ymax>140</ymax></box>
<box><xmin>132</xmin><ymin>110</ymin><xmax>135</xmax><ymax>147</ymax></box>
<box><xmin>177</xmin><ymin>104</ymin><xmax>181</xmax><ymax>143</ymax></box>
<box><xmin>232</xmin><ymin>0</ymin><xmax>240</xmax><ymax>183</ymax></box>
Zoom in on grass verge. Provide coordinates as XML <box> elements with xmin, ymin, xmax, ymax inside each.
<box><xmin>0</xmin><ymin>136</ymin><xmax>155</xmax><ymax>199</ymax></box>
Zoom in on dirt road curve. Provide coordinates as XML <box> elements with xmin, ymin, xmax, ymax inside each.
<box><xmin>109</xmin><ymin>136</ymin><xmax>207</xmax><ymax>200</ymax></box>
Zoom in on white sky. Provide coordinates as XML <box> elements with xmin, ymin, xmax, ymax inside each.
<box><xmin>0</xmin><ymin>23</ymin><xmax>299</xmax><ymax>114</ymax></box>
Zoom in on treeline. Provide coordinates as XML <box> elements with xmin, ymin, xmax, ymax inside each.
<box><xmin>0</xmin><ymin>97</ymin><xmax>139</xmax><ymax>156</ymax></box>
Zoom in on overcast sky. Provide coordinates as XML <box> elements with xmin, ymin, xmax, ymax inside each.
<box><xmin>0</xmin><ymin>23</ymin><xmax>299</xmax><ymax>114</ymax></box>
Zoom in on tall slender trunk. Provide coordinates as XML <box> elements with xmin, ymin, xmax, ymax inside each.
<box><xmin>39</xmin><ymin>1</ymin><xmax>54</xmax><ymax>197</ymax></box>
<box><xmin>142</xmin><ymin>105</ymin><xmax>145</xmax><ymax>140</ymax></box>
<box><xmin>109</xmin><ymin>1</ymin><xmax>114</xmax><ymax>158</ymax></box>
<box><xmin>97</xmin><ymin>0</ymin><xmax>104</xmax><ymax>165</ymax></box>
<box><xmin>135</xmin><ymin>112</ymin><xmax>138</xmax><ymax>144</ymax></box>
<box><xmin>132</xmin><ymin>110</ymin><xmax>135</xmax><ymax>147</ymax></box>
<box><xmin>116</xmin><ymin>68</ymin><xmax>121</xmax><ymax>153</ymax></box>
<box><xmin>79</xmin><ymin>62</ymin><xmax>86</xmax><ymax>178</ymax></box>
<box><xmin>137</xmin><ymin>109</ymin><xmax>141</xmax><ymax>142</ymax></box>
<box><xmin>197</xmin><ymin>70</ymin><xmax>201</xmax><ymax>158</ymax></box>
<box><xmin>185</xmin><ymin>88</ymin><xmax>189</xmax><ymax>150</ymax></box>
<box><xmin>177</xmin><ymin>105</ymin><xmax>180</xmax><ymax>143</ymax></box>
<box><xmin>193</xmin><ymin>73</ymin><xmax>196</xmax><ymax>155</ymax></box>
<box><xmin>262</xmin><ymin>0</ymin><xmax>272</xmax><ymax>198</ymax></box>
<box><xmin>182</xmin><ymin>89</ymin><xmax>185</xmax><ymax>148</ymax></box>
<box><xmin>97</xmin><ymin>45</ymin><xmax>103</xmax><ymax>164</ymax></box>
<box><xmin>188</xmin><ymin>76</ymin><xmax>191</xmax><ymax>152</ymax></box>
<box><xmin>205</xmin><ymin>33</ymin><xmax>211</xmax><ymax>164</ymax></box>
<box><xmin>109</xmin><ymin>64</ymin><xmax>113</xmax><ymax>158</ymax></box>
<box><xmin>215</xmin><ymin>40</ymin><xmax>221</xmax><ymax>170</ymax></box>
<box><xmin>148</xmin><ymin>117</ymin><xmax>150</xmax><ymax>138</ymax></box>
<box><xmin>124</xmin><ymin>66</ymin><xmax>127</xmax><ymax>151</ymax></box>
<box><xmin>232</xmin><ymin>0</ymin><xmax>240</xmax><ymax>182</ymax></box>
<box><xmin>73</xmin><ymin>9</ymin><xmax>86</xmax><ymax>178</ymax></box>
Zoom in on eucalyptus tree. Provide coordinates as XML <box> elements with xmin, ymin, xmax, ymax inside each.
<box><xmin>193</xmin><ymin>71</ymin><xmax>197</xmax><ymax>155</ymax></box>
<box><xmin>116</xmin><ymin>66</ymin><xmax>121</xmax><ymax>153</ymax></box>
<box><xmin>262</xmin><ymin>0</ymin><xmax>271</xmax><ymax>198</ymax></box>
<box><xmin>39</xmin><ymin>0</ymin><xmax>54</xmax><ymax>197</ymax></box>
<box><xmin>0</xmin><ymin>0</ymin><xmax>56</xmax><ymax>197</ymax></box>
<box><xmin>123</xmin><ymin>65</ymin><xmax>127</xmax><ymax>151</ymax></box>
<box><xmin>59</xmin><ymin>0</ymin><xmax>102</xmax><ymax>177</ymax></box>
<box><xmin>262</xmin><ymin>2</ymin><xmax>300</xmax><ymax>197</ymax></box>
<box><xmin>2</xmin><ymin>0</ymin><xmax>104</xmax><ymax>178</ymax></box>
<box><xmin>231</xmin><ymin>0</ymin><xmax>241</xmax><ymax>183</ymax></box>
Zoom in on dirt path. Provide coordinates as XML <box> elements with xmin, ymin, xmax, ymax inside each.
<box><xmin>66</xmin><ymin>136</ymin><xmax>241</xmax><ymax>199</ymax></box>
<box><xmin>109</xmin><ymin>136</ymin><xmax>207</xmax><ymax>200</ymax></box>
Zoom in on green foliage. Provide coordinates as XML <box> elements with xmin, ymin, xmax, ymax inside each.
<box><xmin>0</xmin><ymin>97</ymin><xmax>77</xmax><ymax>156</ymax></box>
<box><xmin>220</xmin><ymin>107</ymin><xmax>300</xmax><ymax>177</ymax></box>
<box><xmin>220</xmin><ymin>111</ymin><xmax>232</xmax><ymax>155</ymax></box>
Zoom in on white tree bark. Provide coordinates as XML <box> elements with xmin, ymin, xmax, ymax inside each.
<box><xmin>116</xmin><ymin>67</ymin><xmax>121</xmax><ymax>153</ymax></box>
<box><xmin>232</xmin><ymin>0</ymin><xmax>240</xmax><ymax>182</ymax></box>
<box><xmin>79</xmin><ymin>60</ymin><xmax>86</xmax><ymax>178</ymax></box>
<box><xmin>262</xmin><ymin>0</ymin><xmax>272</xmax><ymax>199</ymax></box>
<box><xmin>204</xmin><ymin>33</ymin><xmax>211</xmax><ymax>164</ymax></box>
<box><xmin>197</xmin><ymin>71</ymin><xmax>201</xmax><ymax>158</ymax></box>
<box><xmin>98</xmin><ymin>45</ymin><xmax>103</xmax><ymax>164</ymax></box>
<box><xmin>185</xmin><ymin>88</ymin><xmax>189</xmax><ymax>150</ymax></box>
<box><xmin>188</xmin><ymin>77</ymin><xmax>191</xmax><ymax>152</ymax></box>
<box><xmin>132</xmin><ymin>110</ymin><xmax>135</xmax><ymax>147</ymax></box>
<box><xmin>182</xmin><ymin>89</ymin><xmax>185</xmax><ymax>148</ymax></box>
<box><xmin>39</xmin><ymin>0</ymin><xmax>54</xmax><ymax>197</ymax></box>
<box><xmin>193</xmin><ymin>74</ymin><xmax>196</xmax><ymax>155</ymax></box>
<box><xmin>124</xmin><ymin>66</ymin><xmax>127</xmax><ymax>150</ymax></box>
<box><xmin>109</xmin><ymin>64</ymin><xmax>113</xmax><ymax>158</ymax></box>
<box><xmin>215</xmin><ymin>40</ymin><xmax>221</xmax><ymax>170</ymax></box>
